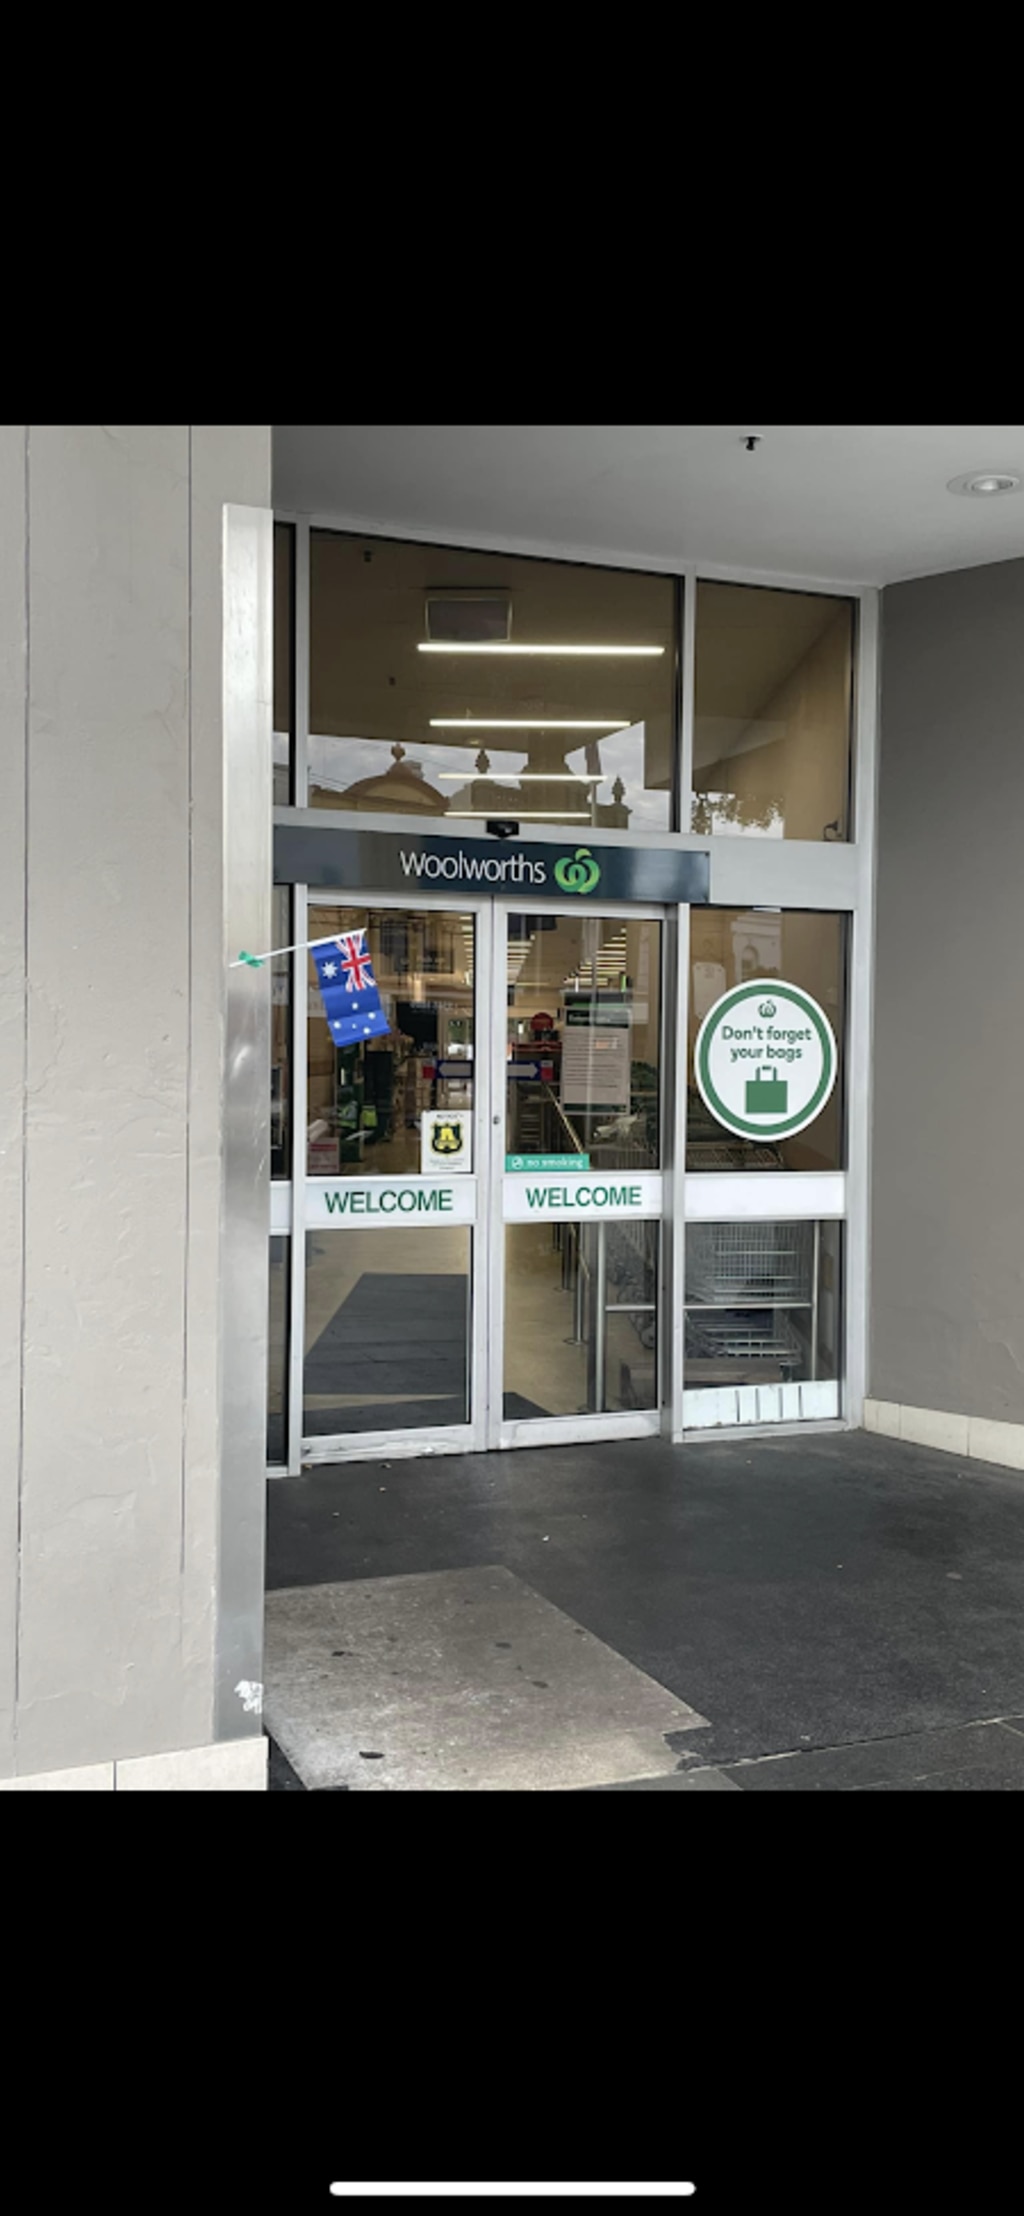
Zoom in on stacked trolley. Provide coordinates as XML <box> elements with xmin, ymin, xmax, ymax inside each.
<box><xmin>588</xmin><ymin>1128</ymin><xmax>659</xmax><ymax>1407</ymax></box>
<box><xmin>684</xmin><ymin>1220</ymin><xmax>821</xmax><ymax>1385</ymax></box>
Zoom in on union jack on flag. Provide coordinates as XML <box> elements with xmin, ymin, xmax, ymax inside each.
<box><xmin>311</xmin><ymin>926</ymin><xmax>390</xmax><ymax>1048</ymax></box>
<box><xmin>339</xmin><ymin>930</ymin><xmax>374</xmax><ymax>993</ymax></box>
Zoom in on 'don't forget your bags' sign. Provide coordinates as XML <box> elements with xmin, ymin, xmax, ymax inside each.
<box><xmin>694</xmin><ymin>978</ymin><xmax>837</xmax><ymax>1140</ymax></box>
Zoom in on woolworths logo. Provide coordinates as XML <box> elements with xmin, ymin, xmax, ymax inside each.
<box><xmin>554</xmin><ymin>846</ymin><xmax>601</xmax><ymax>893</ymax></box>
<box><xmin>396</xmin><ymin>843</ymin><xmax>602</xmax><ymax>891</ymax></box>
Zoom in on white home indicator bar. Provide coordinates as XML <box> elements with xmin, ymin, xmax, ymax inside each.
<box><xmin>329</xmin><ymin>2189</ymin><xmax>696</xmax><ymax>2200</ymax></box>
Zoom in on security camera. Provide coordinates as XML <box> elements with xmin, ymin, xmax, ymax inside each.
<box><xmin>486</xmin><ymin>819</ymin><xmax>519</xmax><ymax>839</ymax></box>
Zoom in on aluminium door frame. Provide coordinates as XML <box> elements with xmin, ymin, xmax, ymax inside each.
<box><xmin>286</xmin><ymin>887</ymin><xmax>493</xmax><ymax>1471</ymax></box>
<box><xmin>489</xmin><ymin>897</ymin><xmax>672</xmax><ymax>1453</ymax></box>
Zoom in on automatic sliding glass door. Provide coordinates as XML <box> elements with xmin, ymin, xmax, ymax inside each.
<box><xmin>299</xmin><ymin>898</ymin><xmax>491</xmax><ymax>1462</ymax></box>
<box><xmin>492</xmin><ymin>904</ymin><xmax>667</xmax><ymax>1449</ymax></box>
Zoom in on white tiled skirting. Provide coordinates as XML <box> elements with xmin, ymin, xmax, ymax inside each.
<box><xmin>683</xmin><ymin>1380</ymin><xmax>841</xmax><ymax>1430</ymax></box>
<box><xmin>864</xmin><ymin>1399</ymin><xmax>1024</xmax><ymax>1472</ymax></box>
<box><xmin>0</xmin><ymin>1738</ymin><xmax>268</xmax><ymax>1791</ymax></box>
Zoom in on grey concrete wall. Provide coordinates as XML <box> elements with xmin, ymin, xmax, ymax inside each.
<box><xmin>0</xmin><ymin>427</ymin><xmax>271</xmax><ymax>1779</ymax></box>
<box><xmin>872</xmin><ymin>557</ymin><xmax>1024</xmax><ymax>1421</ymax></box>
<box><xmin>0</xmin><ymin>428</ymin><xmax>27</xmax><ymax>1768</ymax></box>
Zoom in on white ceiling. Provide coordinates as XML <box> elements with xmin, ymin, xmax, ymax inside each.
<box><xmin>273</xmin><ymin>425</ymin><xmax>1024</xmax><ymax>588</ymax></box>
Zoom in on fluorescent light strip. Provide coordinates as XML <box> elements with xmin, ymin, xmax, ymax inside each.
<box><xmin>456</xmin><ymin>810</ymin><xmax>592</xmax><ymax>820</ymax></box>
<box><xmin>438</xmin><ymin>774</ymin><xmax>601</xmax><ymax>784</ymax></box>
<box><xmin>430</xmin><ymin>718</ymin><xmax>629</xmax><ymax>729</ymax></box>
<box><xmin>417</xmin><ymin>643</ymin><xmax>665</xmax><ymax>657</ymax></box>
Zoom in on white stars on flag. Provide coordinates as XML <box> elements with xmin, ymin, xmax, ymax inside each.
<box><xmin>321</xmin><ymin>960</ymin><xmax>338</xmax><ymax>979</ymax></box>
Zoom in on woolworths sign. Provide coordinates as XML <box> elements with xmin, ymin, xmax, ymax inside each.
<box><xmin>274</xmin><ymin>824</ymin><xmax>710</xmax><ymax>905</ymax></box>
<box><xmin>694</xmin><ymin>979</ymin><xmax>837</xmax><ymax>1140</ymax></box>
<box><xmin>399</xmin><ymin>842</ymin><xmax>601</xmax><ymax>891</ymax></box>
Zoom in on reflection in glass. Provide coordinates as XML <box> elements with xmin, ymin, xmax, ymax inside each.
<box><xmin>687</xmin><ymin>909</ymin><xmax>846</xmax><ymax>1170</ymax></box>
<box><xmin>309</xmin><ymin>531</ymin><xmax>676</xmax><ymax>831</ymax></box>
<box><xmin>305</xmin><ymin>906</ymin><xmax>474</xmax><ymax>1178</ymax></box>
<box><xmin>691</xmin><ymin>582</ymin><xmax>853</xmax><ymax>841</ymax></box>
<box><xmin>304</xmin><ymin>1229</ymin><xmax>471</xmax><ymax>1436</ymax></box>
<box><xmin>505</xmin><ymin>914</ymin><xmax>662</xmax><ymax>1168</ymax></box>
<box><xmin>267</xmin><ymin>1234</ymin><xmax>289</xmax><ymax>1462</ymax></box>
<box><xmin>273</xmin><ymin>522</ymin><xmax>294</xmax><ymax>806</ymax></box>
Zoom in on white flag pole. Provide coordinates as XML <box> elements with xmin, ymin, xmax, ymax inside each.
<box><xmin>231</xmin><ymin>934</ymin><xmax>349</xmax><ymax>969</ymax></box>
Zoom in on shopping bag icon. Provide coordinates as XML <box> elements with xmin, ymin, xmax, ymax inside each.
<box><xmin>746</xmin><ymin>1066</ymin><xmax>788</xmax><ymax>1114</ymax></box>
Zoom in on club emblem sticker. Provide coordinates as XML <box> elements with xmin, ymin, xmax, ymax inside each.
<box><xmin>420</xmin><ymin>1107</ymin><xmax>472</xmax><ymax>1174</ymax></box>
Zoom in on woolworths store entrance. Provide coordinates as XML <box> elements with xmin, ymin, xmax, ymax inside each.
<box><xmin>269</xmin><ymin>826</ymin><xmax>706</xmax><ymax>1462</ymax></box>
<box><xmin>267</xmin><ymin>816</ymin><xmax>852</xmax><ymax>1470</ymax></box>
<box><xmin>264</xmin><ymin>527</ymin><xmax>869</xmax><ymax>1476</ymax></box>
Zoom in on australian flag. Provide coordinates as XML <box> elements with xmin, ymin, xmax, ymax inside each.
<box><xmin>312</xmin><ymin>929</ymin><xmax>390</xmax><ymax>1047</ymax></box>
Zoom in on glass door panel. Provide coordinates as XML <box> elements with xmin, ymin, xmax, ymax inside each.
<box><xmin>682</xmin><ymin>902</ymin><xmax>848</xmax><ymax>1433</ymax></box>
<box><xmin>301</xmin><ymin>903</ymin><xmax>481</xmax><ymax>1447</ymax></box>
<box><xmin>305</xmin><ymin>903</ymin><xmax>475</xmax><ymax>1177</ymax></box>
<box><xmin>499</xmin><ymin>909</ymin><xmax>664</xmax><ymax>1430</ymax></box>
<box><xmin>305</xmin><ymin>1226</ymin><xmax>474</xmax><ymax>1437</ymax></box>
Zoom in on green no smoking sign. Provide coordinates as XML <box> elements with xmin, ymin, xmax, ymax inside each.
<box><xmin>694</xmin><ymin>978</ymin><xmax>837</xmax><ymax>1140</ymax></box>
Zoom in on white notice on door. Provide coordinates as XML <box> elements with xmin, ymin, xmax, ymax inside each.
<box><xmin>561</xmin><ymin>1025</ymin><xmax>631</xmax><ymax>1108</ymax></box>
<box><xmin>420</xmin><ymin>1106</ymin><xmax>472</xmax><ymax>1173</ymax></box>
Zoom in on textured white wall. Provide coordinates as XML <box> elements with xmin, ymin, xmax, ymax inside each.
<box><xmin>0</xmin><ymin>426</ymin><xmax>271</xmax><ymax>1778</ymax></box>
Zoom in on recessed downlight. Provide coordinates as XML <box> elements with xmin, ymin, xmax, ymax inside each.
<box><xmin>947</xmin><ymin>470</ymin><xmax>1022</xmax><ymax>496</ymax></box>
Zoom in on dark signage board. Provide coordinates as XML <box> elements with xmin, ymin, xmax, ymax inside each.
<box><xmin>274</xmin><ymin>824</ymin><xmax>711</xmax><ymax>905</ymax></box>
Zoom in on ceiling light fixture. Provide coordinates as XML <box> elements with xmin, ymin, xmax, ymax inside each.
<box><xmin>456</xmin><ymin>810</ymin><xmax>592</xmax><ymax>820</ymax></box>
<box><xmin>947</xmin><ymin>470</ymin><xmax>1022</xmax><ymax>496</ymax></box>
<box><xmin>430</xmin><ymin>718</ymin><xmax>629</xmax><ymax>729</ymax></box>
<box><xmin>417</xmin><ymin>643</ymin><xmax>665</xmax><ymax>657</ymax></box>
<box><xmin>438</xmin><ymin>773</ymin><xmax>601</xmax><ymax>784</ymax></box>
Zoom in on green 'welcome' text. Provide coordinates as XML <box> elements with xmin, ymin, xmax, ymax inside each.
<box><xmin>525</xmin><ymin>1184</ymin><xmax>641</xmax><ymax>1210</ymax></box>
<box><xmin>323</xmin><ymin>1187</ymin><xmax>454</xmax><ymax>1215</ymax></box>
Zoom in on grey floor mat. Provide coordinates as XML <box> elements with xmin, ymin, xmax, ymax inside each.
<box><xmin>305</xmin><ymin>1273</ymin><xmax>468</xmax><ymax>1398</ymax></box>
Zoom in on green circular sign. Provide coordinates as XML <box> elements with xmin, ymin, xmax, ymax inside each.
<box><xmin>694</xmin><ymin>978</ymin><xmax>837</xmax><ymax>1140</ymax></box>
